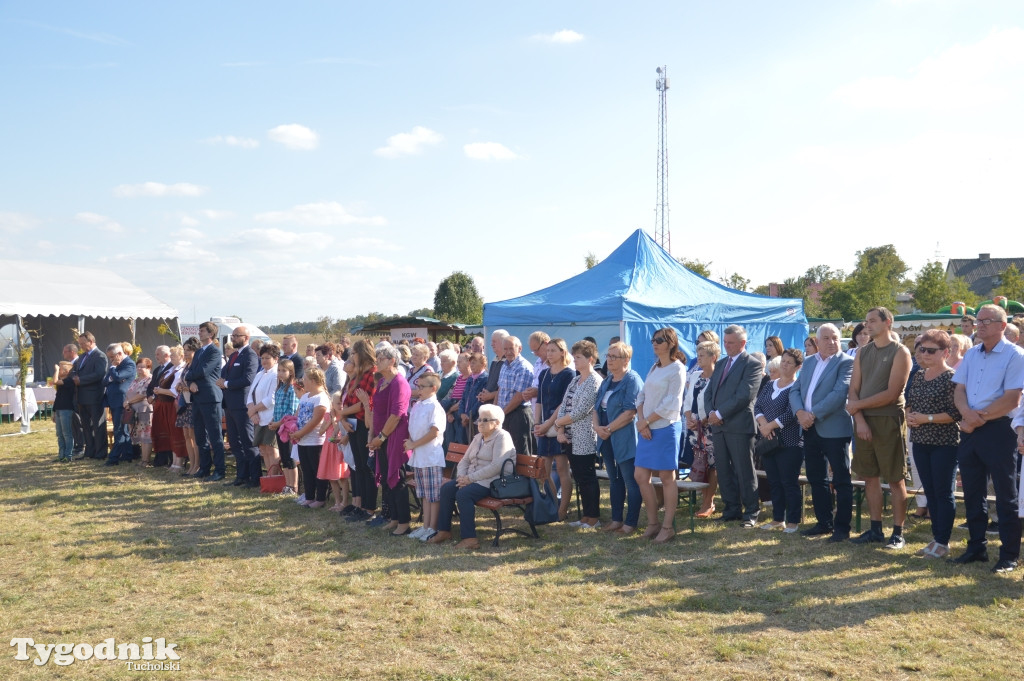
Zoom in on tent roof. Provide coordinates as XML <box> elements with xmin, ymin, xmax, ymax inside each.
<box><xmin>484</xmin><ymin>229</ymin><xmax>805</xmax><ymax>325</ymax></box>
<box><xmin>0</xmin><ymin>260</ymin><xmax>178</xmax><ymax>320</ymax></box>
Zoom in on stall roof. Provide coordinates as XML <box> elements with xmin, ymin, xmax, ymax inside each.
<box><xmin>351</xmin><ymin>315</ymin><xmax>465</xmax><ymax>335</ymax></box>
<box><xmin>0</xmin><ymin>260</ymin><xmax>178</xmax><ymax>319</ymax></box>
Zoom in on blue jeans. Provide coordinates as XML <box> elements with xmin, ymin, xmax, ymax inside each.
<box><xmin>437</xmin><ymin>480</ymin><xmax>491</xmax><ymax>539</ymax></box>
<box><xmin>107</xmin><ymin>407</ymin><xmax>132</xmax><ymax>464</ymax></box>
<box><xmin>601</xmin><ymin>442</ymin><xmax>641</xmax><ymax>527</ymax></box>
<box><xmin>763</xmin><ymin>445</ymin><xmax>804</xmax><ymax>524</ymax></box>
<box><xmin>913</xmin><ymin>442</ymin><xmax>958</xmax><ymax>545</ymax></box>
<box><xmin>55</xmin><ymin>409</ymin><xmax>74</xmax><ymax>461</ymax></box>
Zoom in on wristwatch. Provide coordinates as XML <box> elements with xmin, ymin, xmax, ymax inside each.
<box><xmin>927</xmin><ymin>414</ymin><xmax>934</xmax><ymax>423</ymax></box>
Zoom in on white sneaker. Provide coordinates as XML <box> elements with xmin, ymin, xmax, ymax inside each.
<box><xmin>295</xmin><ymin>494</ymin><xmax>306</xmax><ymax>505</ymax></box>
<box><xmin>567</xmin><ymin>520</ymin><xmax>583</xmax><ymax>527</ymax></box>
<box><xmin>409</xmin><ymin>527</ymin><xmax>427</xmax><ymax>540</ymax></box>
<box><xmin>419</xmin><ymin>529</ymin><xmax>437</xmax><ymax>543</ymax></box>
<box><xmin>579</xmin><ymin>521</ymin><xmax>601</xmax><ymax>531</ymax></box>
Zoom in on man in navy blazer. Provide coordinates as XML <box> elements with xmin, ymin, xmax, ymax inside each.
<box><xmin>102</xmin><ymin>343</ymin><xmax>137</xmax><ymax>465</ymax></box>
<box><xmin>184</xmin><ymin>321</ymin><xmax>226</xmax><ymax>480</ymax></box>
<box><xmin>789</xmin><ymin>323</ymin><xmax>855</xmax><ymax>541</ymax></box>
<box><xmin>70</xmin><ymin>331</ymin><xmax>109</xmax><ymax>460</ymax></box>
<box><xmin>218</xmin><ymin>325</ymin><xmax>259</xmax><ymax>487</ymax></box>
<box><xmin>704</xmin><ymin>324</ymin><xmax>764</xmax><ymax>526</ymax></box>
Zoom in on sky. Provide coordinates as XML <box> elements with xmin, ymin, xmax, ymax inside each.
<box><xmin>2</xmin><ymin>1</ymin><xmax>1023</xmax><ymax>327</ymax></box>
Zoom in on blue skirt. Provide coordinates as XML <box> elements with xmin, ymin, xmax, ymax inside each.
<box><xmin>635</xmin><ymin>420</ymin><xmax>682</xmax><ymax>471</ymax></box>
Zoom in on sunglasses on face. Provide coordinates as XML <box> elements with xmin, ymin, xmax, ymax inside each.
<box><xmin>916</xmin><ymin>346</ymin><xmax>941</xmax><ymax>355</ymax></box>
<box><xmin>476</xmin><ymin>418</ymin><xmax>498</xmax><ymax>424</ymax></box>
<box><xmin>651</xmin><ymin>337</ymin><xmax>667</xmax><ymax>345</ymax></box>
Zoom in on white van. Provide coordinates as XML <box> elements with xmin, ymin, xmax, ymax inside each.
<box><xmin>178</xmin><ymin>317</ymin><xmax>273</xmax><ymax>357</ymax></box>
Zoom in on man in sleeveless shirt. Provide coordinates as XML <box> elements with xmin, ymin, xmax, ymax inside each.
<box><xmin>846</xmin><ymin>307</ymin><xmax>912</xmax><ymax>548</ymax></box>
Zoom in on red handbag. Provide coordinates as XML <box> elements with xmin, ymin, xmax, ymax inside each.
<box><xmin>260</xmin><ymin>464</ymin><xmax>286</xmax><ymax>494</ymax></box>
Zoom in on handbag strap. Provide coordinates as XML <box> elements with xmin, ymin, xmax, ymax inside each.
<box><xmin>267</xmin><ymin>463</ymin><xmax>283</xmax><ymax>477</ymax></box>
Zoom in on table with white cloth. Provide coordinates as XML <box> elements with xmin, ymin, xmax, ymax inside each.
<box><xmin>0</xmin><ymin>386</ymin><xmax>54</xmax><ymax>422</ymax></box>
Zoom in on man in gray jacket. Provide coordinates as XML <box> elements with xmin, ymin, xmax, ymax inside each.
<box><xmin>789</xmin><ymin>323</ymin><xmax>854</xmax><ymax>542</ymax></box>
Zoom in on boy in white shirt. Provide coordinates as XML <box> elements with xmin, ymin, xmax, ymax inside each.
<box><xmin>404</xmin><ymin>373</ymin><xmax>447</xmax><ymax>541</ymax></box>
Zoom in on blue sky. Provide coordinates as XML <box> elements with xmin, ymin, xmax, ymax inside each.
<box><xmin>2</xmin><ymin>1</ymin><xmax>1022</xmax><ymax>326</ymax></box>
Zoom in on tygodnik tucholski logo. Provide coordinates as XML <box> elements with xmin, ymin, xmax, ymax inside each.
<box><xmin>10</xmin><ymin>637</ymin><xmax>181</xmax><ymax>669</ymax></box>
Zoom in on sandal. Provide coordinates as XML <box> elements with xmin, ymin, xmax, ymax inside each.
<box><xmin>695</xmin><ymin>505</ymin><xmax>716</xmax><ymax>519</ymax></box>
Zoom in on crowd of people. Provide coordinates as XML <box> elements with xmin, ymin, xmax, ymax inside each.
<box><xmin>47</xmin><ymin>309</ymin><xmax>1024</xmax><ymax>573</ymax></box>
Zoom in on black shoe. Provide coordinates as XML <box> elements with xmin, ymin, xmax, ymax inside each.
<box><xmin>987</xmin><ymin>520</ymin><xmax>1000</xmax><ymax>536</ymax></box>
<box><xmin>224</xmin><ymin>478</ymin><xmax>244</xmax><ymax>486</ymax></box>
<box><xmin>849</xmin><ymin>529</ymin><xmax>885</xmax><ymax>544</ymax></box>
<box><xmin>340</xmin><ymin>504</ymin><xmax>357</xmax><ymax>516</ymax></box>
<box><xmin>190</xmin><ymin>472</ymin><xmax>209</xmax><ymax>479</ymax></box>
<box><xmin>801</xmin><ymin>524</ymin><xmax>833</xmax><ymax>537</ymax></box>
<box><xmin>827</xmin><ymin>532</ymin><xmax>850</xmax><ymax>543</ymax></box>
<box><xmin>208</xmin><ymin>472</ymin><xmax>226</xmax><ymax>482</ymax></box>
<box><xmin>717</xmin><ymin>515</ymin><xmax>742</xmax><ymax>523</ymax></box>
<box><xmin>366</xmin><ymin>515</ymin><xmax>388</xmax><ymax>527</ymax></box>
<box><xmin>244</xmin><ymin>480</ymin><xmax>260</xmax><ymax>488</ymax></box>
<box><xmin>948</xmin><ymin>550</ymin><xmax>989</xmax><ymax>565</ymax></box>
<box><xmin>991</xmin><ymin>559</ymin><xmax>1017</xmax><ymax>574</ymax></box>
<box><xmin>72</xmin><ymin>451</ymin><xmax>85</xmax><ymax>460</ymax></box>
<box><xmin>345</xmin><ymin>509</ymin><xmax>371</xmax><ymax>522</ymax></box>
<box><xmin>103</xmin><ymin>460</ymin><xmax>119</xmax><ymax>467</ymax></box>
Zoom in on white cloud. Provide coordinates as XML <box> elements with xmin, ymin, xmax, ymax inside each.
<box><xmin>531</xmin><ymin>29</ymin><xmax>584</xmax><ymax>44</ymax></box>
<box><xmin>834</xmin><ymin>27</ymin><xmax>1024</xmax><ymax>111</ymax></box>
<box><xmin>267</xmin><ymin>124</ymin><xmax>320</xmax><ymax>150</ymax></box>
<box><xmin>463</xmin><ymin>142</ymin><xmax>522</xmax><ymax>161</ymax></box>
<box><xmin>0</xmin><ymin>212</ymin><xmax>39</xmax><ymax>234</ymax></box>
<box><xmin>234</xmin><ymin>228</ymin><xmax>328</xmax><ymax>248</ymax></box>
<box><xmin>254</xmin><ymin>201</ymin><xmax>386</xmax><ymax>227</ymax></box>
<box><xmin>205</xmin><ymin>135</ymin><xmax>260</xmax><ymax>149</ymax></box>
<box><xmin>174</xmin><ymin>227</ymin><xmax>204</xmax><ymax>240</ymax></box>
<box><xmin>37</xmin><ymin>240</ymin><xmax>55</xmax><ymax>253</ymax></box>
<box><xmin>374</xmin><ymin>126</ymin><xmax>443</xmax><ymax>158</ymax></box>
<box><xmin>75</xmin><ymin>211</ymin><xmax>123</xmax><ymax>232</ymax></box>
<box><xmin>326</xmin><ymin>254</ymin><xmax>398</xmax><ymax>271</ymax></box>
<box><xmin>198</xmin><ymin>209</ymin><xmax>234</xmax><ymax>220</ymax></box>
<box><xmin>113</xmin><ymin>182</ymin><xmax>208</xmax><ymax>198</ymax></box>
<box><xmin>180</xmin><ymin>216</ymin><xmax>200</xmax><ymax>227</ymax></box>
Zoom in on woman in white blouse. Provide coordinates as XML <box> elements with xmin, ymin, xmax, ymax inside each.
<box><xmin>634</xmin><ymin>327</ymin><xmax>687</xmax><ymax>543</ymax></box>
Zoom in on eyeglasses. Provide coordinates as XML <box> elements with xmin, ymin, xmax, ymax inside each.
<box><xmin>916</xmin><ymin>346</ymin><xmax>942</xmax><ymax>355</ymax></box>
<box><xmin>476</xmin><ymin>418</ymin><xmax>498</xmax><ymax>424</ymax></box>
<box><xmin>651</xmin><ymin>337</ymin><xmax>667</xmax><ymax>345</ymax></box>
<box><xmin>606</xmin><ymin>354</ymin><xmax>624</xmax><ymax>360</ymax></box>
<box><xmin>976</xmin><ymin>318</ymin><xmax>1000</xmax><ymax>326</ymax></box>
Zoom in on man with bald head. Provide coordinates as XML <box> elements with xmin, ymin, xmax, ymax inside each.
<box><xmin>790</xmin><ymin>323</ymin><xmax>855</xmax><ymax>541</ymax></box>
<box><xmin>218</xmin><ymin>324</ymin><xmax>259</xmax><ymax>487</ymax></box>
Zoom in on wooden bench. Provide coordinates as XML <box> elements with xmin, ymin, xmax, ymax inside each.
<box><xmin>446</xmin><ymin>448</ymin><xmax>547</xmax><ymax>547</ymax></box>
<box><xmin>595</xmin><ymin>470</ymin><xmax>709</xmax><ymax>533</ymax></box>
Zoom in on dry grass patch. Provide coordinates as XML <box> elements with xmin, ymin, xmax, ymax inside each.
<box><xmin>1</xmin><ymin>420</ymin><xmax>1023</xmax><ymax>680</ymax></box>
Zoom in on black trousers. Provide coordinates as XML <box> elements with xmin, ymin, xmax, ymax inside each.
<box><xmin>569</xmin><ymin>453</ymin><xmax>601</xmax><ymax>518</ymax></box>
<box><xmin>377</xmin><ymin>448</ymin><xmax>410</xmax><ymax>524</ymax></box>
<box><xmin>957</xmin><ymin>418</ymin><xmax>1021</xmax><ymax>562</ymax></box>
<box><xmin>297</xmin><ymin>444</ymin><xmax>328</xmax><ymax>502</ymax></box>
<box><xmin>503</xmin><ymin>404</ymin><xmax>535</xmax><ymax>455</ymax></box>
<box><xmin>350</xmin><ymin>421</ymin><xmax>377</xmax><ymax>511</ymax></box>
<box><xmin>71</xmin><ymin>409</ymin><xmax>85</xmax><ymax>455</ymax></box>
<box><xmin>78</xmin><ymin>402</ymin><xmax>107</xmax><ymax>460</ymax></box>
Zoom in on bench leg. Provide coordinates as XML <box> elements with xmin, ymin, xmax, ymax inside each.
<box><xmin>487</xmin><ymin>505</ymin><xmax>540</xmax><ymax>547</ymax></box>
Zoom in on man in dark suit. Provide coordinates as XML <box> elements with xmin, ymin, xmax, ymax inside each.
<box><xmin>281</xmin><ymin>334</ymin><xmax>304</xmax><ymax>381</ymax></box>
<box><xmin>185</xmin><ymin>321</ymin><xmax>226</xmax><ymax>481</ymax></box>
<box><xmin>218</xmin><ymin>325</ymin><xmax>259</xmax><ymax>487</ymax></box>
<box><xmin>103</xmin><ymin>343</ymin><xmax>137</xmax><ymax>465</ymax></box>
<box><xmin>70</xmin><ymin>332</ymin><xmax>108</xmax><ymax>460</ymax></box>
<box><xmin>704</xmin><ymin>324</ymin><xmax>763</xmax><ymax>527</ymax></box>
<box><xmin>147</xmin><ymin>345</ymin><xmax>173</xmax><ymax>466</ymax></box>
<box><xmin>789</xmin><ymin>323</ymin><xmax>855</xmax><ymax>541</ymax></box>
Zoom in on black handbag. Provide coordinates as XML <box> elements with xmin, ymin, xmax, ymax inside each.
<box><xmin>489</xmin><ymin>458</ymin><xmax>530</xmax><ymax>499</ymax></box>
<box><xmin>754</xmin><ymin>434</ymin><xmax>781</xmax><ymax>458</ymax></box>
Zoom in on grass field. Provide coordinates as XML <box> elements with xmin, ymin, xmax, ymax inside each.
<box><xmin>1</xmin><ymin>419</ymin><xmax>1023</xmax><ymax>680</ymax></box>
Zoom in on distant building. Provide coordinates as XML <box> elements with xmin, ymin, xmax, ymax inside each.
<box><xmin>946</xmin><ymin>253</ymin><xmax>1024</xmax><ymax>297</ymax></box>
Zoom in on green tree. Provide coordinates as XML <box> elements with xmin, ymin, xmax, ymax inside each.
<box><xmin>678</xmin><ymin>257</ymin><xmax>712</xmax><ymax>278</ymax></box>
<box><xmin>820</xmin><ymin>244</ymin><xmax>908</xmax><ymax>319</ymax></box>
<box><xmin>407</xmin><ymin>307</ymin><xmax>435</xmax><ymax>318</ymax></box>
<box><xmin>994</xmin><ymin>263</ymin><xmax>1024</xmax><ymax>302</ymax></box>
<box><xmin>910</xmin><ymin>261</ymin><xmax>952</xmax><ymax>313</ymax></box>
<box><xmin>948</xmin><ymin>277</ymin><xmax>980</xmax><ymax>309</ymax></box>
<box><xmin>313</xmin><ymin>315</ymin><xmax>335</xmax><ymax>344</ymax></box>
<box><xmin>433</xmin><ymin>271</ymin><xmax>483</xmax><ymax>325</ymax></box>
<box><xmin>721</xmin><ymin>273</ymin><xmax>750</xmax><ymax>292</ymax></box>
<box><xmin>584</xmin><ymin>252</ymin><xmax>599</xmax><ymax>270</ymax></box>
<box><xmin>752</xmin><ymin>284</ymin><xmax>771</xmax><ymax>296</ymax></box>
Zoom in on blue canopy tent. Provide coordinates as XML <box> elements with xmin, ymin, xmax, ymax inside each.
<box><xmin>483</xmin><ymin>229</ymin><xmax>808</xmax><ymax>373</ymax></box>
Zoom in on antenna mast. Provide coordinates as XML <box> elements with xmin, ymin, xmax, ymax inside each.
<box><xmin>654</xmin><ymin>65</ymin><xmax>670</xmax><ymax>253</ymax></box>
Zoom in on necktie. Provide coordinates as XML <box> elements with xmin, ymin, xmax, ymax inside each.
<box><xmin>718</xmin><ymin>357</ymin><xmax>734</xmax><ymax>388</ymax></box>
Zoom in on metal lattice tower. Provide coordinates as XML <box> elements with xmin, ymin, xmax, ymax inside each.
<box><xmin>654</xmin><ymin>66</ymin><xmax>670</xmax><ymax>253</ymax></box>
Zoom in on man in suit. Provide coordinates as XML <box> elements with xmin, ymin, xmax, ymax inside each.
<box><xmin>789</xmin><ymin>323</ymin><xmax>855</xmax><ymax>541</ymax></box>
<box><xmin>70</xmin><ymin>332</ymin><xmax>108</xmax><ymax>460</ymax></box>
<box><xmin>185</xmin><ymin>321</ymin><xmax>226</xmax><ymax>481</ymax></box>
<box><xmin>102</xmin><ymin>343</ymin><xmax>137</xmax><ymax>465</ymax></box>
<box><xmin>146</xmin><ymin>345</ymin><xmax>173</xmax><ymax>467</ymax></box>
<box><xmin>281</xmin><ymin>334</ymin><xmax>304</xmax><ymax>381</ymax></box>
<box><xmin>704</xmin><ymin>324</ymin><xmax>763</xmax><ymax>527</ymax></box>
<box><xmin>218</xmin><ymin>325</ymin><xmax>259</xmax><ymax>487</ymax></box>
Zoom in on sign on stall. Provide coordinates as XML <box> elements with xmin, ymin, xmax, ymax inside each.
<box><xmin>390</xmin><ymin>328</ymin><xmax>428</xmax><ymax>343</ymax></box>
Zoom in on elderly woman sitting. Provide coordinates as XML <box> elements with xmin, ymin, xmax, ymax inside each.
<box><xmin>427</xmin><ymin>403</ymin><xmax>516</xmax><ymax>550</ymax></box>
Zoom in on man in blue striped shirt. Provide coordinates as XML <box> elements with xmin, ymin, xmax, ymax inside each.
<box><xmin>497</xmin><ymin>336</ymin><xmax>536</xmax><ymax>455</ymax></box>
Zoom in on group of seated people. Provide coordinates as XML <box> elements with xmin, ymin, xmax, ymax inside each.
<box><xmin>48</xmin><ymin>310</ymin><xmax>1024</xmax><ymax>572</ymax></box>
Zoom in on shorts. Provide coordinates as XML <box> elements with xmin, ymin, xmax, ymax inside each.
<box><xmin>852</xmin><ymin>414</ymin><xmax>908</xmax><ymax>484</ymax></box>
<box><xmin>413</xmin><ymin>465</ymin><xmax>444</xmax><ymax>503</ymax></box>
<box><xmin>253</xmin><ymin>423</ymin><xmax>277</xmax><ymax>447</ymax></box>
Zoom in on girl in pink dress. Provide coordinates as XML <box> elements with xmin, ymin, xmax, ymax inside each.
<box><xmin>318</xmin><ymin>392</ymin><xmax>351</xmax><ymax>511</ymax></box>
